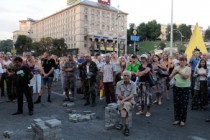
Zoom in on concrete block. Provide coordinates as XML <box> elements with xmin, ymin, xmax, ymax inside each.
<box><xmin>33</xmin><ymin>118</ymin><xmax>43</xmax><ymax>123</ymax></box>
<box><xmin>67</xmin><ymin>103</ymin><xmax>75</xmax><ymax>107</ymax></box>
<box><xmin>3</xmin><ymin>131</ymin><xmax>13</xmax><ymax>138</ymax></box>
<box><xmin>89</xmin><ymin>113</ymin><xmax>96</xmax><ymax>120</ymax></box>
<box><xmin>83</xmin><ymin>111</ymin><xmax>92</xmax><ymax>115</ymax></box>
<box><xmin>45</xmin><ymin>119</ymin><xmax>61</xmax><ymax>128</ymax></box>
<box><xmin>62</xmin><ymin>102</ymin><xmax>68</xmax><ymax>107</ymax></box>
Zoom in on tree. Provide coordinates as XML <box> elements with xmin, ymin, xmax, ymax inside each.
<box><xmin>15</xmin><ymin>35</ymin><xmax>32</xmax><ymax>54</ymax></box>
<box><xmin>52</xmin><ymin>38</ymin><xmax>67</xmax><ymax>56</ymax></box>
<box><xmin>146</xmin><ymin>20</ymin><xmax>161</xmax><ymax>41</ymax></box>
<box><xmin>204</xmin><ymin>29</ymin><xmax>210</xmax><ymax>41</ymax></box>
<box><xmin>158</xmin><ymin>42</ymin><xmax>166</xmax><ymax>50</ymax></box>
<box><xmin>39</xmin><ymin>37</ymin><xmax>53</xmax><ymax>52</ymax></box>
<box><xmin>177</xmin><ymin>24</ymin><xmax>191</xmax><ymax>42</ymax></box>
<box><xmin>0</xmin><ymin>39</ymin><xmax>13</xmax><ymax>53</ymax></box>
<box><xmin>137</xmin><ymin>23</ymin><xmax>147</xmax><ymax>41</ymax></box>
<box><xmin>31</xmin><ymin>41</ymin><xmax>44</xmax><ymax>56</ymax></box>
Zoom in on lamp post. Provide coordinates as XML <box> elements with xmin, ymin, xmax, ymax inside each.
<box><xmin>174</xmin><ymin>29</ymin><xmax>184</xmax><ymax>54</ymax></box>
<box><xmin>116</xmin><ymin>5</ymin><xmax>120</xmax><ymax>57</ymax></box>
<box><xmin>170</xmin><ymin>0</ymin><xmax>174</xmax><ymax>56</ymax></box>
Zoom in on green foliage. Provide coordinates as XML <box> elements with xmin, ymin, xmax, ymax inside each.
<box><xmin>0</xmin><ymin>39</ymin><xmax>13</xmax><ymax>53</ymax></box>
<box><xmin>146</xmin><ymin>20</ymin><xmax>161</xmax><ymax>40</ymax></box>
<box><xmin>166</xmin><ymin>24</ymin><xmax>191</xmax><ymax>42</ymax></box>
<box><xmin>204</xmin><ymin>29</ymin><xmax>210</xmax><ymax>41</ymax></box>
<box><xmin>137</xmin><ymin>23</ymin><xmax>147</xmax><ymax>41</ymax></box>
<box><xmin>15</xmin><ymin>35</ymin><xmax>32</xmax><ymax>54</ymax></box>
<box><xmin>158</xmin><ymin>41</ymin><xmax>166</xmax><ymax>50</ymax></box>
<box><xmin>52</xmin><ymin>38</ymin><xmax>67</xmax><ymax>56</ymax></box>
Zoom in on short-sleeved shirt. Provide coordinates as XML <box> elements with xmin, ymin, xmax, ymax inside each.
<box><xmin>191</xmin><ymin>57</ymin><xmax>200</xmax><ymax>71</ymax></box>
<box><xmin>102</xmin><ymin>62</ymin><xmax>116</xmax><ymax>83</ymax></box>
<box><xmin>175</xmin><ymin>66</ymin><xmax>191</xmax><ymax>87</ymax></box>
<box><xmin>138</xmin><ymin>63</ymin><xmax>152</xmax><ymax>82</ymax></box>
<box><xmin>16</xmin><ymin>65</ymin><xmax>32</xmax><ymax>87</ymax></box>
<box><xmin>42</xmin><ymin>58</ymin><xmax>56</xmax><ymax>77</ymax></box>
<box><xmin>116</xmin><ymin>80</ymin><xmax>136</xmax><ymax>98</ymax></box>
<box><xmin>126</xmin><ymin>62</ymin><xmax>141</xmax><ymax>73</ymax></box>
<box><xmin>63</xmin><ymin>61</ymin><xmax>77</xmax><ymax>77</ymax></box>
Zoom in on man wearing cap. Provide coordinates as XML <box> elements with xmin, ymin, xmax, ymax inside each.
<box><xmin>126</xmin><ymin>55</ymin><xmax>141</xmax><ymax>82</ymax></box>
<box><xmin>79</xmin><ymin>54</ymin><xmax>98</xmax><ymax>106</ymax></box>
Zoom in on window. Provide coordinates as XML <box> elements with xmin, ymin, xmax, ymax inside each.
<box><xmin>102</xmin><ymin>25</ymin><xmax>105</xmax><ymax>30</ymax></box>
<box><xmin>84</xmin><ymin>7</ymin><xmax>88</xmax><ymax>14</ymax></box>
<box><xmin>91</xmin><ymin>9</ymin><xmax>94</xmax><ymax>15</ymax></box>
<box><xmin>85</xmin><ymin>15</ymin><xmax>88</xmax><ymax>21</ymax></box>
<box><xmin>107</xmin><ymin>25</ymin><xmax>110</xmax><ymax>30</ymax></box>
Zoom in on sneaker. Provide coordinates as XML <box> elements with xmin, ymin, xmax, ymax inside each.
<box><xmin>180</xmin><ymin>121</ymin><xmax>185</xmax><ymax>126</ymax></box>
<box><xmin>145</xmin><ymin>112</ymin><xmax>151</xmax><ymax>117</ymax></box>
<box><xmin>172</xmin><ymin>121</ymin><xmax>180</xmax><ymax>125</ymax></box>
<box><xmin>158</xmin><ymin>101</ymin><xmax>162</xmax><ymax>105</ymax></box>
<box><xmin>153</xmin><ymin>100</ymin><xmax>158</xmax><ymax>104</ymax></box>
<box><xmin>62</xmin><ymin>92</ymin><xmax>65</xmax><ymax>95</ymax></box>
<box><xmin>136</xmin><ymin>111</ymin><xmax>144</xmax><ymax>115</ymax></box>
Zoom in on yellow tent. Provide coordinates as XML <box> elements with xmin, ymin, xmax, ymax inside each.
<box><xmin>185</xmin><ymin>23</ymin><xmax>207</xmax><ymax>59</ymax></box>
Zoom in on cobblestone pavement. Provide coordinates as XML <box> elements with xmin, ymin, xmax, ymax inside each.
<box><xmin>0</xmin><ymin>81</ymin><xmax>210</xmax><ymax>140</ymax></box>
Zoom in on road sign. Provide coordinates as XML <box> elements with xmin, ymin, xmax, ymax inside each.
<box><xmin>133</xmin><ymin>30</ymin><xmax>137</xmax><ymax>35</ymax></box>
<box><xmin>130</xmin><ymin>35</ymin><xmax>140</xmax><ymax>41</ymax></box>
<box><xmin>11</xmin><ymin>48</ymin><xmax>16</xmax><ymax>54</ymax></box>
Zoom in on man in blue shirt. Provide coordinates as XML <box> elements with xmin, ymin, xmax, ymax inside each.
<box><xmin>190</xmin><ymin>51</ymin><xmax>200</xmax><ymax>98</ymax></box>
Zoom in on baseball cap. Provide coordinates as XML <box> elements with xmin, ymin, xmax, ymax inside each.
<box><xmin>140</xmin><ymin>54</ymin><xmax>148</xmax><ymax>59</ymax></box>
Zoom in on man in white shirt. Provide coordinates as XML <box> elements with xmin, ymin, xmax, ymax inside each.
<box><xmin>101</xmin><ymin>53</ymin><xmax>116</xmax><ymax>105</ymax></box>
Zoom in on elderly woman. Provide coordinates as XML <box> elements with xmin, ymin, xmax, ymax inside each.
<box><xmin>169</xmin><ymin>56</ymin><xmax>191</xmax><ymax>126</ymax></box>
<box><xmin>115</xmin><ymin>71</ymin><xmax>136</xmax><ymax>136</ymax></box>
<box><xmin>136</xmin><ymin>54</ymin><xmax>153</xmax><ymax>117</ymax></box>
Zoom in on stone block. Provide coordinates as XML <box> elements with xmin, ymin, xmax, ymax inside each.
<box><xmin>3</xmin><ymin>131</ymin><xmax>13</xmax><ymax>138</ymax></box>
<box><xmin>33</xmin><ymin>118</ymin><xmax>43</xmax><ymax>123</ymax></box>
<box><xmin>83</xmin><ymin>111</ymin><xmax>92</xmax><ymax>115</ymax></box>
<box><xmin>62</xmin><ymin>102</ymin><xmax>68</xmax><ymax>107</ymax></box>
<box><xmin>45</xmin><ymin>119</ymin><xmax>61</xmax><ymax>128</ymax></box>
<box><xmin>67</xmin><ymin>103</ymin><xmax>75</xmax><ymax>108</ymax></box>
<box><xmin>89</xmin><ymin>113</ymin><xmax>96</xmax><ymax>120</ymax></box>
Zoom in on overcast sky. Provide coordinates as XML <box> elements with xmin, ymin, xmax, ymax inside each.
<box><xmin>0</xmin><ymin>0</ymin><xmax>210</xmax><ymax>40</ymax></box>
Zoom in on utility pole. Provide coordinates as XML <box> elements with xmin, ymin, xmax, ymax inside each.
<box><xmin>170</xmin><ymin>0</ymin><xmax>174</xmax><ymax>56</ymax></box>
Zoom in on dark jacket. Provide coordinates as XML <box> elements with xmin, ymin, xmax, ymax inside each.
<box><xmin>79</xmin><ymin>61</ymin><xmax>98</xmax><ymax>82</ymax></box>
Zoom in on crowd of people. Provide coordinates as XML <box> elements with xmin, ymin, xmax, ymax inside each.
<box><xmin>0</xmin><ymin>50</ymin><xmax>210</xmax><ymax>136</ymax></box>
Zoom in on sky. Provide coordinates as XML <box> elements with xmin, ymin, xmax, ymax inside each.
<box><xmin>0</xmin><ymin>0</ymin><xmax>210</xmax><ymax>40</ymax></box>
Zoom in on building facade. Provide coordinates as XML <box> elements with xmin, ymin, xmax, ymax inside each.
<box><xmin>13</xmin><ymin>20</ymin><xmax>34</xmax><ymax>43</ymax></box>
<box><xmin>32</xmin><ymin>0</ymin><xmax>128</xmax><ymax>55</ymax></box>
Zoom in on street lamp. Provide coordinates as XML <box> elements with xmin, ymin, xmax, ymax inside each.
<box><xmin>170</xmin><ymin>0</ymin><xmax>174</xmax><ymax>56</ymax></box>
<box><xmin>174</xmin><ymin>29</ymin><xmax>184</xmax><ymax>54</ymax></box>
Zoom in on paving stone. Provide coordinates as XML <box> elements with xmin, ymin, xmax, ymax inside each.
<box><xmin>67</xmin><ymin>102</ymin><xmax>75</xmax><ymax>107</ymax></box>
<box><xmin>3</xmin><ymin>131</ymin><xmax>13</xmax><ymax>138</ymax></box>
<box><xmin>33</xmin><ymin>118</ymin><xmax>43</xmax><ymax>123</ymax></box>
<box><xmin>83</xmin><ymin>111</ymin><xmax>92</xmax><ymax>115</ymax></box>
<box><xmin>45</xmin><ymin>119</ymin><xmax>62</xmax><ymax>128</ymax></box>
<box><xmin>89</xmin><ymin>113</ymin><xmax>96</xmax><ymax>120</ymax></box>
<box><xmin>62</xmin><ymin>102</ymin><xmax>68</xmax><ymax>107</ymax></box>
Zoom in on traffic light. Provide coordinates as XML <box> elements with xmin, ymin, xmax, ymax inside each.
<box><xmin>135</xmin><ymin>44</ymin><xmax>139</xmax><ymax>52</ymax></box>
